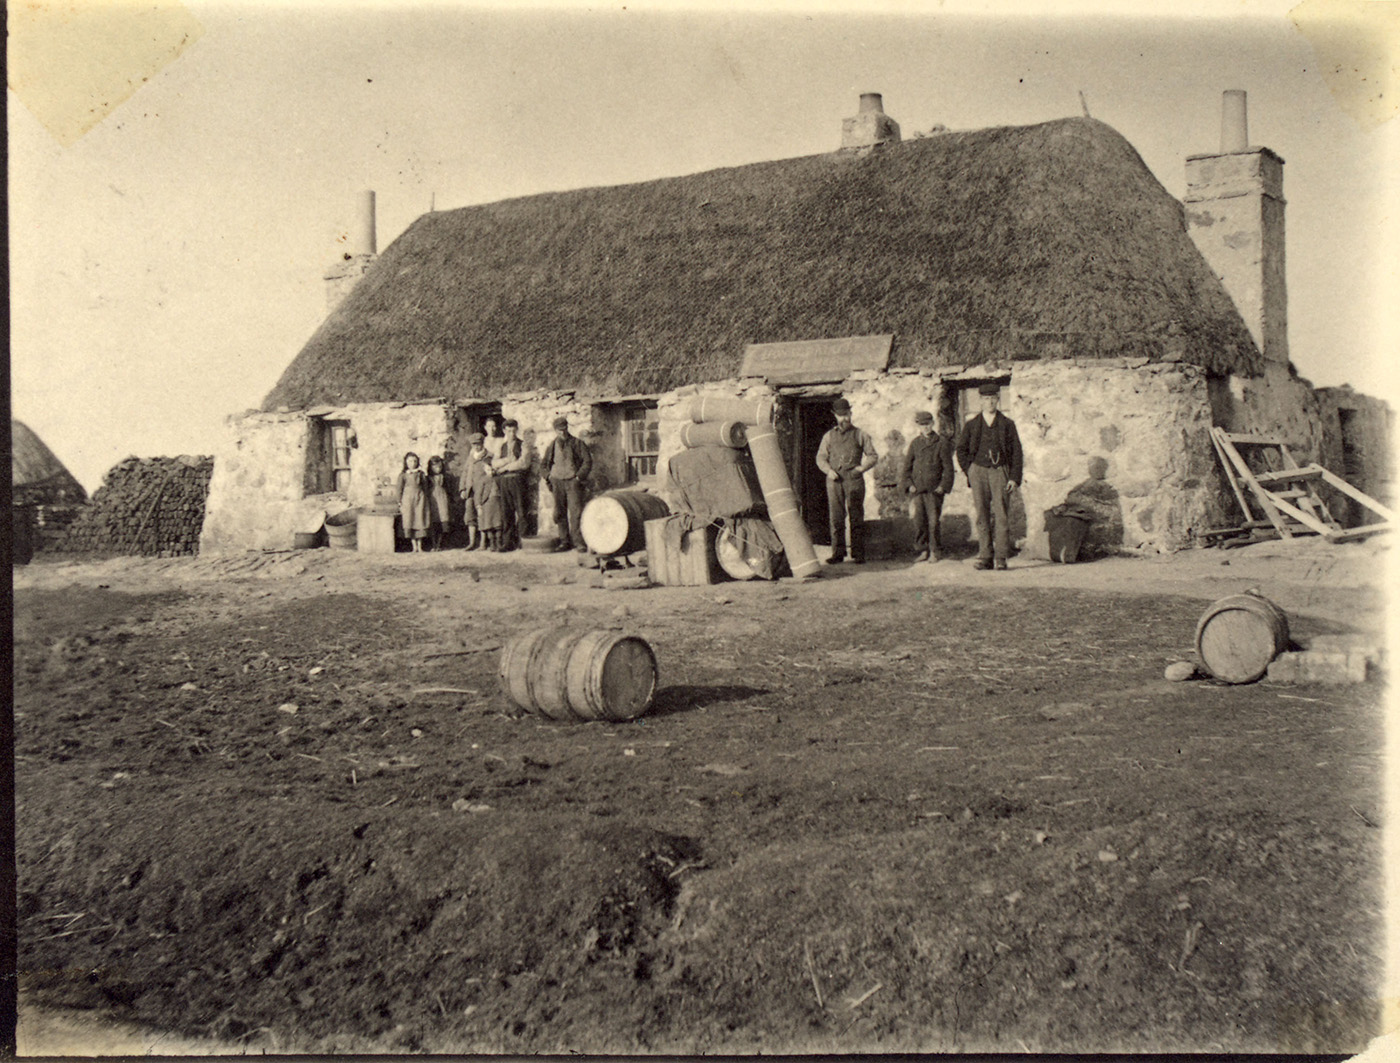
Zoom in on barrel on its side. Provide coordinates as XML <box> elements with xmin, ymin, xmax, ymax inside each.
<box><xmin>688</xmin><ymin>396</ymin><xmax>774</xmax><ymax>427</ymax></box>
<box><xmin>580</xmin><ymin>490</ymin><xmax>671</xmax><ymax>556</ymax></box>
<box><xmin>679</xmin><ymin>421</ymin><xmax>747</xmax><ymax>449</ymax></box>
<box><xmin>499</xmin><ymin>627</ymin><xmax>659</xmax><ymax>721</ymax></box>
<box><xmin>1194</xmin><ymin>593</ymin><xmax>1290</xmax><ymax>683</ymax></box>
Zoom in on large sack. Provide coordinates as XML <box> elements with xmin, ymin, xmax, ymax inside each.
<box><xmin>666</xmin><ymin>445</ymin><xmax>765</xmax><ymax>521</ymax></box>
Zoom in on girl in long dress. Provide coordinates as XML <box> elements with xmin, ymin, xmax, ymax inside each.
<box><xmin>425</xmin><ymin>455</ymin><xmax>452</xmax><ymax>551</ymax></box>
<box><xmin>397</xmin><ymin>452</ymin><xmax>430</xmax><ymax>553</ymax></box>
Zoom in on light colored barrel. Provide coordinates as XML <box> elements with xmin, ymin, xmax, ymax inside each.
<box><xmin>1194</xmin><ymin>593</ymin><xmax>1290</xmax><ymax>684</ymax></box>
<box><xmin>688</xmin><ymin>396</ymin><xmax>774</xmax><ymax>426</ymax></box>
<box><xmin>716</xmin><ymin>527</ymin><xmax>759</xmax><ymax>580</ymax></box>
<box><xmin>678</xmin><ymin>421</ymin><xmax>748</xmax><ymax>449</ymax></box>
<box><xmin>499</xmin><ymin>627</ymin><xmax>658</xmax><ymax>721</ymax></box>
<box><xmin>580</xmin><ymin>490</ymin><xmax>671</xmax><ymax>556</ymax></box>
<box><xmin>745</xmin><ymin>424</ymin><xmax>821</xmax><ymax>578</ymax></box>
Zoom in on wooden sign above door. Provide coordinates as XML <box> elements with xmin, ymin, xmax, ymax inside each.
<box><xmin>740</xmin><ymin>334</ymin><xmax>893</xmax><ymax>385</ymax></box>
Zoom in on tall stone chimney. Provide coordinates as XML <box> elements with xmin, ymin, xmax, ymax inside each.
<box><xmin>1184</xmin><ymin>92</ymin><xmax>1287</xmax><ymax>364</ymax></box>
<box><xmin>841</xmin><ymin>92</ymin><xmax>901</xmax><ymax>150</ymax></box>
<box><xmin>324</xmin><ymin>190</ymin><xmax>378</xmax><ymax>314</ymax></box>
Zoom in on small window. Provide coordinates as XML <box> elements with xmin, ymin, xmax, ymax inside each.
<box><xmin>328</xmin><ymin>422</ymin><xmax>353</xmax><ymax>493</ymax></box>
<box><xmin>623</xmin><ymin>404</ymin><xmax>660</xmax><ymax>482</ymax></box>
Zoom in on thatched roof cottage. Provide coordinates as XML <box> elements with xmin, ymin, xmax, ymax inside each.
<box><xmin>201</xmin><ymin>92</ymin><xmax>1384</xmax><ymax>555</ymax></box>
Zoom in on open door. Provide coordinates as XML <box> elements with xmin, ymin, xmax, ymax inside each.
<box><xmin>787</xmin><ymin>397</ymin><xmax>837</xmax><ymax>546</ymax></box>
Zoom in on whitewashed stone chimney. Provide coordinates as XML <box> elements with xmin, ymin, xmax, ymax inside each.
<box><xmin>324</xmin><ymin>190</ymin><xmax>378</xmax><ymax>314</ymax></box>
<box><xmin>1184</xmin><ymin>92</ymin><xmax>1287</xmax><ymax>364</ymax></box>
<box><xmin>842</xmin><ymin>92</ymin><xmax>901</xmax><ymax>150</ymax></box>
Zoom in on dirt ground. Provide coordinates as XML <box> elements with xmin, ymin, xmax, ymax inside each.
<box><xmin>12</xmin><ymin>536</ymin><xmax>1392</xmax><ymax>1054</ymax></box>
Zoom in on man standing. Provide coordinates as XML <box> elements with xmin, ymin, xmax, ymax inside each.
<box><xmin>482</xmin><ymin>417</ymin><xmax>506</xmax><ymax>461</ymax></box>
<box><xmin>494</xmin><ymin>419</ymin><xmax>530</xmax><ymax>551</ymax></box>
<box><xmin>815</xmin><ymin>397</ymin><xmax>878</xmax><ymax>565</ymax></box>
<box><xmin>899</xmin><ymin>410</ymin><xmax>955</xmax><ymax>562</ymax></box>
<box><xmin>540</xmin><ymin>416</ymin><xmax>592</xmax><ymax>553</ymax></box>
<box><xmin>955</xmin><ymin>383</ymin><xmax>1023</xmax><ymax>570</ymax></box>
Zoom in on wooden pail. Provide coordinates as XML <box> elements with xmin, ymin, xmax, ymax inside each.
<box><xmin>580</xmin><ymin>490</ymin><xmax>671</xmax><ymax>556</ymax></box>
<box><xmin>1194</xmin><ymin>593</ymin><xmax>1290</xmax><ymax>684</ymax></box>
<box><xmin>499</xmin><ymin>627</ymin><xmax>659</xmax><ymax>721</ymax></box>
<box><xmin>324</xmin><ymin>509</ymin><xmax>358</xmax><ymax>550</ymax></box>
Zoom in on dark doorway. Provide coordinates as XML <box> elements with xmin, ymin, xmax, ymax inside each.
<box><xmin>788</xmin><ymin>398</ymin><xmax>838</xmax><ymax>545</ymax></box>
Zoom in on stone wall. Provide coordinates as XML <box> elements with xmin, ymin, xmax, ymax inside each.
<box><xmin>200</xmin><ymin>402</ymin><xmax>453</xmax><ymax>554</ymax></box>
<box><xmin>1315</xmin><ymin>386</ymin><xmax>1394</xmax><ymax>526</ymax></box>
<box><xmin>1011</xmin><ymin>360</ymin><xmax>1226</xmax><ymax>554</ymax></box>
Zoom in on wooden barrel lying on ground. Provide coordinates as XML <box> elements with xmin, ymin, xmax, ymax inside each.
<box><xmin>580</xmin><ymin>490</ymin><xmax>671</xmax><ymax>556</ymax></box>
<box><xmin>679</xmin><ymin>421</ymin><xmax>747</xmax><ymax>449</ymax></box>
<box><xmin>1194</xmin><ymin>593</ymin><xmax>1290</xmax><ymax>683</ymax></box>
<box><xmin>499</xmin><ymin>627</ymin><xmax>658</xmax><ymax>721</ymax></box>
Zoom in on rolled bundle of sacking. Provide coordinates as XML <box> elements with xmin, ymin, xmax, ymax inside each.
<box><xmin>744</xmin><ymin>423</ymin><xmax>821</xmax><ymax>579</ymax></box>
<box><xmin>687</xmin><ymin>396</ymin><xmax>774</xmax><ymax>427</ymax></box>
<box><xmin>678</xmin><ymin>420</ymin><xmax>747</xmax><ymax>449</ymax></box>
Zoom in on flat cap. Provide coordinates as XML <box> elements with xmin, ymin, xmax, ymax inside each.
<box><xmin>914</xmin><ymin>410</ymin><xmax>933</xmax><ymax>424</ymax></box>
<box><xmin>468</xmin><ymin>432</ymin><xmax>485</xmax><ymax>444</ymax></box>
<box><xmin>978</xmin><ymin>383</ymin><xmax>1003</xmax><ymax>396</ymax></box>
<box><xmin>552</xmin><ymin>416</ymin><xmax>570</xmax><ymax>429</ymax></box>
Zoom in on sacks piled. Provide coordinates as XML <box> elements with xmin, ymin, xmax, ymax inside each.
<box><xmin>652</xmin><ymin>398</ymin><xmax>819</xmax><ymax>582</ymax></box>
<box><xmin>54</xmin><ymin>455</ymin><xmax>214</xmax><ymax>557</ymax></box>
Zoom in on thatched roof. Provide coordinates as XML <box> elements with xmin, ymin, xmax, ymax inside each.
<box><xmin>265</xmin><ymin>117</ymin><xmax>1261</xmax><ymax>411</ymax></box>
<box><xmin>12</xmin><ymin>419</ymin><xmax>87</xmax><ymax>502</ymax></box>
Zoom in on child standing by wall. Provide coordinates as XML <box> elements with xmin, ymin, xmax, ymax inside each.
<box><xmin>426</xmin><ymin>455</ymin><xmax>453</xmax><ymax>552</ymax></box>
<box><xmin>462</xmin><ymin>433</ymin><xmax>504</xmax><ymax>552</ymax></box>
<box><xmin>398</xmin><ymin>452</ymin><xmax>430</xmax><ymax>553</ymax></box>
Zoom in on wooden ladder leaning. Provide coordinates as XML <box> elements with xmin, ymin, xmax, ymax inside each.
<box><xmin>1209</xmin><ymin>427</ymin><xmax>1394</xmax><ymax>543</ymax></box>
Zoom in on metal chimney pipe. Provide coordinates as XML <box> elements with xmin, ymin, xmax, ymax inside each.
<box><xmin>1221</xmin><ymin>90</ymin><xmax>1248</xmax><ymax>153</ymax></box>
<box><xmin>350</xmin><ymin>190</ymin><xmax>377</xmax><ymax>256</ymax></box>
<box><xmin>859</xmin><ymin>92</ymin><xmax>884</xmax><ymax>114</ymax></box>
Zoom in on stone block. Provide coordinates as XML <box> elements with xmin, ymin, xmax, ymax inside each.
<box><xmin>1266</xmin><ymin>650</ymin><xmax>1370</xmax><ymax>685</ymax></box>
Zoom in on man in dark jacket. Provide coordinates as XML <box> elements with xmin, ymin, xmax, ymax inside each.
<box><xmin>955</xmin><ymin>383</ymin><xmax>1023</xmax><ymax>570</ymax></box>
<box><xmin>540</xmin><ymin>416</ymin><xmax>593</xmax><ymax>552</ymax></box>
<box><xmin>899</xmin><ymin>410</ymin><xmax>955</xmax><ymax>562</ymax></box>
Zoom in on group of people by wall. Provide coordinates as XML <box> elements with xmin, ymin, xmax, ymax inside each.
<box><xmin>392</xmin><ymin>417</ymin><xmax>596</xmax><ymax>554</ymax></box>
<box><xmin>821</xmin><ymin>384</ymin><xmax>1024</xmax><ymax>568</ymax></box>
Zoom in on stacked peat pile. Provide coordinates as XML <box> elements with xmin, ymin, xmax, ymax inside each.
<box><xmin>54</xmin><ymin>455</ymin><xmax>214</xmax><ymax>557</ymax></box>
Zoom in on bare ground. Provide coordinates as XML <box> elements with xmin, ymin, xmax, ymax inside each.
<box><xmin>12</xmin><ymin>537</ymin><xmax>1391</xmax><ymax>1054</ymax></box>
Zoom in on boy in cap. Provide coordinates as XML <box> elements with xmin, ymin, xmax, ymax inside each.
<box><xmin>955</xmin><ymin>383</ymin><xmax>1023</xmax><ymax>570</ymax></box>
<box><xmin>539</xmin><ymin>416</ymin><xmax>593</xmax><ymax>552</ymax></box>
<box><xmin>458</xmin><ymin>432</ymin><xmax>494</xmax><ymax>550</ymax></box>
<box><xmin>899</xmin><ymin>410</ymin><xmax>955</xmax><ymax>562</ymax></box>
<box><xmin>815</xmin><ymin>397</ymin><xmax>878</xmax><ymax>564</ymax></box>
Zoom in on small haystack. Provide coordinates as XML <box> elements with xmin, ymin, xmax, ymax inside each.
<box><xmin>54</xmin><ymin>455</ymin><xmax>214</xmax><ymax>557</ymax></box>
<box><xmin>12</xmin><ymin>420</ymin><xmax>88</xmax><ymax>560</ymax></box>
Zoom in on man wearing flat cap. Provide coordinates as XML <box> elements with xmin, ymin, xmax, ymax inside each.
<box><xmin>899</xmin><ymin>410</ymin><xmax>955</xmax><ymax>562</ymax></box>
<box><xmin>815</xmin><ymin>397</ymin><xmax>878</xmax><ymax>564</ymax></box>
<box><xmin>956</xmin><ymin>382</ymin><xmax>1023</xmax><ymax>570</ymax></box>
<box><xmin>540</xmin><ymin>415</ymin><xmax>593</xmax><ymax>552</ymax></box>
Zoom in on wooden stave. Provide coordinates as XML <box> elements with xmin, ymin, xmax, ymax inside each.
<box><xmin>1193</xmin><ymin>594</ymin><xmax>1290</xmax><ymax>683</ymax></box>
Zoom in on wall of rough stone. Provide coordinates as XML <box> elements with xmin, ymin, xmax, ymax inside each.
<box><xmin>1011</xmin><ymin>360</ymin><xmax>1226</xmax><ymax>554</ymax></box>
<box><xmin>200</xmin><ymin>403</ymin><xmax>453</xmax><ymax>553</ymax></box>
<box><xmin>1209</xmin><ymin>363</ymin><xmax>1325</xmax><ymax>462</ymax></box>
<box><xmin>200</xmin><ymin>413</ymin><xmax>316</xmax><ymax>553</ymax></box>
<box><xmin>1315</xmin><ymin>386</ymin><xmax>1394</xmax><ymax>526</ymax></box>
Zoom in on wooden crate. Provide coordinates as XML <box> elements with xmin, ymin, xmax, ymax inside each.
<box><xmin>644</xmin><ymin>517</ymin><xmax>718</xmax><ymax>586</ymax></box>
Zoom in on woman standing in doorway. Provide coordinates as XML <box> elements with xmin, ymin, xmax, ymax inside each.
<box><xmin>398</xmin><ymin>452</ymin><xmax>430</xmax><ymax>553</ymax></box>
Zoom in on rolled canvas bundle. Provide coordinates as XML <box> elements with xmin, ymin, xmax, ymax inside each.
<box><xmin>687</xmin><ymin>396</ymin><xmax>774</xmax><ymax>427</ymax></box>
<box><xmin>678</xmin><ymin>420</ymin><xmax>747</xmax><ymax>449</ymax></box>
<box><xmin>744</xmin><ymin>424</ymin><xmax>821</xmax><ymax>579</ymax></box>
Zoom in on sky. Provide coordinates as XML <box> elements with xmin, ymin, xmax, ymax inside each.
<box><xmin>9</xmin><ymin>0</ymin><xmax>1399</xmax><ymax>493</ymax></box>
